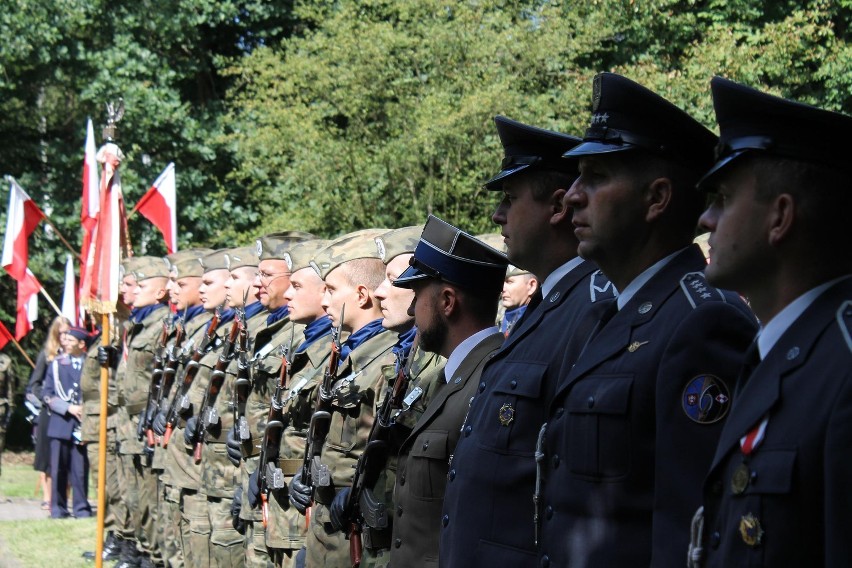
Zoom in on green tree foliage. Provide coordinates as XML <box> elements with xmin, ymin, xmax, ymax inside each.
<box><xmin>0</xmin><ymin>0</ymin><xmax>851</xmax><ymax>378</ymax></box>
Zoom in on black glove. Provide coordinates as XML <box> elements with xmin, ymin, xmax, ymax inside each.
<box><xmin>231</xmin><ymin>487</ymin><xmax>246</xmax><ymax>534</ymax></box>
<box><xmin>329</xmin><ymin>487</ymin><xmax>351</xmax><ymax>532</ymax></box>
<box><xmin>136</xmin><ymin>412</ymin><xmax>147</xmax><ymax>440</ymax></box>
<box><xmin>226</xmin><ymin>427</ymin><xmax>242</xmax><ymax>468</ymax></box>
<box><xmin>152</xmin><ymin>411</ymin><xmax>168</xmax><ymax>436</ymax></box>
<box><xmin>184</xmin><ymin>416</ymin><xmax>198</xmax><ymax>446</ymax></box>
<box><xmin>97</xmin><ymin>345</ymin><xmax>118</xmax><ymax>369</ymax></box>
<box><xmin>247</xmin><ymin>468</ymin><xmax>261</xmax><ymax>509</ymax></box>
<box><xmin>289</xmin><ymin>470</ymin><xmax>312</xmax><ymax>515</ymax></box>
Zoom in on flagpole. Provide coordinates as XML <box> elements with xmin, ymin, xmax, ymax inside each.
<box><xmin>38</xmin><ymin>286</ymin><xmax>63</xmax><ymax>318</ymax></box>
<box><xmin>95</xmin><ymin>312</ymin><xmax>109</xmax><ymax>568</ymax></box>
<box><xmin>40</xmin><ymin>215</ymin><xmax>83</xmax><ymax>262</ymax></box>
<box><xmin>6</xmin><ymin>335</ymin><xmax>35</xmax><ymax>368</ymax></box>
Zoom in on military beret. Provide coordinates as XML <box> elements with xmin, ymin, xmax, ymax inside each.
<box><xmin>282</xmin><ymin>239</ymin><xmax>329</xmax><ymax>273</ymax></box>
<box><xmin>698</xmin><ymin>76</ymin><xmax>852</xmax><ymax>187</ymax></box>
<box><xmin>310</xmin><ymin>229</ymin><xmax>389</xmax><ymax>280</ymax></box>
<box><xmin>375</xmin><ymin>226</ymin><xmax>423</xmax><ymax>263</ymax></box>
<box><xmin>200</xmin><ymin>249</ymin><xmax>230</xmax><ymax>273</ymax></box>
<box><xmin>225</xmin><ymin>246</ymin><xmax>259</xmax><ymax>271</ymax></box>
<box><xmin>394</xmin><ymin>215</ymin><xmax>509</xmax><ymax>294</ymax></box>
<box><xmin>119</xmin><ymin>257</ymin><xmax>141</xmax><ymax>280</ymax></box>
<box><xmin>165</xmin><ymin>248</ymin><xmax>212</xmax><ymax>279</ymax></box>
<box><xmin>131</xmin><ymin>255</ymin><xmax>171</xmax><ymax>281</ymax></box>
<box><xmin>256</xmin><ymin>231</ymin><xmax>317</xmax><ymax>261</ymax></box>
<box><xmin>565</xmin><ymin>72</ymin><xmax>717</xmax><ymax>174</ymax></box>
<box><xmin>484</xmin><ymin>116</ymin><xmax>582</xmax><ymax>190</ymax></box>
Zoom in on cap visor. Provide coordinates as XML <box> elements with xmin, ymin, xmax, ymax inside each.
<box><xmin>563</xmin><ymin>140</ymin><xmax>636</xmax><ymax>158</ymax></box>
<box><xmin>392</xmin><ymin>265</ymin><xmax>432</xmax><ymax>289</ymax></box>
<box><xmin>696</xmin><ymin>150</ymin><xmax>749</xmax><ymax>191</ymax></box>
<box><xmin>483</xmin><ymin>164</ymin><xmax>531</xmax><ymax>190</ymax></box>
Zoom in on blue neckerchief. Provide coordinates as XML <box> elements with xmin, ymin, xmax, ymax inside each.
<box><xmin>393</xmin><ymin>326</ymin><xmax>417</xmax><ymax>372</ymax></box>
<box><xmin>500</xmin><ymin>305</ymin><xmax>527</xmax><ymax>335</ymax></box>
<box><xmin>178</xmin><ymin>304</ymin><xmax>205</xmax><ymax>323</ymax></box>
<box><xmin>218</xmin><ymin>308</ymin><xmax>236</xmax><ymax>326</ymax></box>
<box><xmin>296</xmin><ymin>316</ymin><xmax>333</xmax><ymax>354</ymax></box>
<box><xmin>340</xmin><ymin>319</ymin><xmax>386</xmax><ymax>361</ymax></box>
<box><xmin>244</xmin><ymin>301</ymin><xmax>264</xmax><ymax>321</ymax></box>
<box><xmin>130</xmin><ymin>303</ymin><xmax>167</xmax><ymax>324</ymax></box>
<box><xmin>266</xmin><ymin>305</ymin><xmax>290</xmax><ymax>326</ymax></box>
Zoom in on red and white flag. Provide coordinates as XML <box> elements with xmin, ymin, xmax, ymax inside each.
<box><xmin>81</xmin><ymin>143</ymin><xmax>130</xmax><ymax>313</ymax></box>
<box><xmin>0</xmin><ymin>321</ymin><xmax>13</xmax><ymax>350</ymax></box>
<box><xmin>133</xmin><ymin>162</ymin><xmax>177</xmax><ymax>253</ymax></box>
<box><xmin>79</xmin><ymin>119</ymin><xmax>100</xmax><ymax>311</ymax></box>
<box><xmin>61</xmin><ymin>253</ymin><xmax>79</xmax><ymax>325</ymax></box>
<box><xmin>15</xmin><ymin>269</ymin><xmax>40</xmax><ymax>339</ymax></box>
<box><xmin>1</xmin><ymin>177</ymin><xmax>45</xmax><ymax>282</ymax></box>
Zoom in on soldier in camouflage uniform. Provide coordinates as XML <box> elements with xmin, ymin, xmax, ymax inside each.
<box><xmin>222</xmin><ymin>234</ymin><xmax>316</xmax><ymax>568</ymax></box>
<box><xmin>326</xmin><ymin>226</ymin><xmax>446</xmax><ymax>568</ymax></box>
<box><xmin>0</xmin><ymin>353</ymin><xmax>16</xmax><ymax>476</ymax></box>
<box><xmin>153</xmin><ymin>249</ymin><xmax>215</xmax><ymax>568</ymax></box>
<box><xmin>108</xmin><ymin>256</ymin><xmax>171</xmax><ymax>568</ymax></box>
<box><xmin>282</xmin><ymin>230</ymin><xmax>398</xmax><ymax>568</ymax></box>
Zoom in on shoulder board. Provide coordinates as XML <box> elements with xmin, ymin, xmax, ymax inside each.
<box><xmin>680</xmin><ymin>271</ymin><xmax>726</xmax><ymax>309</ymax></box>
<box><xmin>837</xmin><ymin>300</ymin><xmax>852</xmax><ymax>353</ymax></box>
<box><xmin>589</xmin><ymin>270</ymin><xmax>616</xmax><ymax>303</ymax></box>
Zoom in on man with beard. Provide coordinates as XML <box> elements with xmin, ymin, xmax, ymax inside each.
<box><xmin>390</xmin><ymin>215</ymin><xmax>508</xmax><ymax>566</ymax></box>
<box><xmin>440</xmin><ymin>116</ymin><xmax>614</xmax><ymax>566</ymax></box>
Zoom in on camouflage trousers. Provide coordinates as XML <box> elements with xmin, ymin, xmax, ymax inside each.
<box><xmin>160</xmin><ymin>483</ymin><xmax>184</xmax><ymax>568</ymax></box>
<box><xmin>180</xmin><ymin>489</ymin><xmax>209</xmax><ymax>568</ymax></box>
<box><xmin>244</xmin><ymin>520</ymin><xmax>274</xmax><ymax>568</ymax></box>
<box><xmin>305</xmin><ymin>502</ymin><xmax>349</xmax><ymax>568</ymax></box>
<box><xmin>117</xmin><ymin>452</ymin><xmax>159</xmax><ymax>558</ymax></box>
<box><xmin>87</xmin><ymin>431</ymin><xmax>123</xmax><ymax>532</ymax></box>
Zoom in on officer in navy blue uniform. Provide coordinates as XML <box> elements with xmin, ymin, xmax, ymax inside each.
<box><xmin>691</xmin><ymin>78</ymin><xmax>852</xmax><ymax>567</ymax></box>
<box><xmin>536</xmin><ymin>73</ymin><xmax>758</xmax><ymax>567</ymax></box>
<box><xmin>439</xmin><ymin>116</ymin><xmax>615</xmax><ymax>566</ymax></box>
<box><xmin>43</xmin><ymin>325</ymin><xmax>94</xmax><ymax>519</ymax></box>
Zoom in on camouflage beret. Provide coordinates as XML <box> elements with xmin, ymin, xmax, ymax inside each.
<box><xmin>119</xmin><ymin>257</ymin><xmax>142</xmax><ymax>280</ymax></box>
<box><xmin>131</xmin><ymin>255</ymin><xmax>171</xmax><ymax>280</ymax></box>
<box><xmin>256</xmin><ymin>231</ymin><xmax>317</xmax><ymax>261</ymax></box>
<box><xmin>310</xmin><ymin>229</ymin><xmax>389</xmax><ymax>280</ymax></box>
<box><xmin>283</xmin><ymin>239</ymin><xmax>329</xmax><ymax>273</ymax></box>
<box><xmin>375</xmin><ymin>226</ymin><xmax>423</xmax><ymax>263</ymax></box>
<box><xmin>225</xmin><ymin>246</ymin><xmax>259</xmax><ymax>271</ymax></box>
<box><xmin>200</xmin><ymin>249</ymin><xmax>230</xmax><ymax>274</ymax></box>
<box><xmin>165</xmin><ymin>248</ymin><xmax>213</xmax><ymax>278</ymax></box>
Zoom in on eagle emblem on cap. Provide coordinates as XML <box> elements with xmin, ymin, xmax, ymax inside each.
<box><xmin>255</xmin><ymin>240</ymin><xmax>263</xmax><ymax>257</ymax></box>
<box><xmin>283</xmin><ymin>252</ymin><xmax>293</xmax><ymax>271</ymax></box>
<box><xmin>375</xmin><ymin>237</ymin><xmax>387</xmax><ymax>262</ymax></box>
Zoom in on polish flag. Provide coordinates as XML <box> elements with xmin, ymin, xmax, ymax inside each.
<box><xmin>16</xmin><ymin>269</ymin><xmax>40</xmax><ymax>339</ymax></box>
<box><xmin>0</xmin><ymin>321</ymin><xmax>13</xmax><ymax>350</ymax></box>
<box><xmin>61</xmin><ymin>253</ymin><xmax>79</xmax><ymax>325</ymax></box>
<box><xmin>79</xmin><ymin>119</ymin><xmax>100</xmax><ymax>310</ymax></box>
<box><xmin>133</xmin><ymin>162</ymin><xmax>177</xmax><ymax>253</ymax></box>
<box><xmin>1</xmin><ymin>177</ymin><xmax>45</xmax><ymax>282</ymax></box>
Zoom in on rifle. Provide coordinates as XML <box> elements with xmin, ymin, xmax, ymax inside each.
<box><xmin>344</xmin><ymin>333</ymin><xmax>419</xmax><ymax>567</ymax></box>
<box><xmin>303</xmin><ymin>305</ymin><xmax>345</xmax><ymax>527</ymax></box>
<box><xmin>153</xmin><ymin>316</ymin><xmax>186</xmax><ymax>444</ymax></box>
<box><xmin>192</xmin><ymin>309</ymin><xmax>243</xmax><ymax>463</ymax></box>
<box><xmin>233</xmin><ymin>313</ymin><xmax>252</xmax><ymax>447</ymax></box>
<box><xmin>162</xmin><ymin>310</ymin><xmax>220</xmax><ymax>447</ymax></box>
<box><xmin>140</xmin><ymin>315</ymin><xmax>173</xmax><ymax>447</ymax></box>
<box><xmin>257</xmin><ymin>327</ymin><xmax>296</xmax><ymax>528</ymax></box>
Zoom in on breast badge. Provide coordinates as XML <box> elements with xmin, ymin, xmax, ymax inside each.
<box><xmin>739</xmin><ymin>513</ymin><xmax>764</xmax><ymax>547</ymax></box>
<box><xmin>498</xmin><ymin>403</ymin><xmax>515</xmax><ymax>426</ymax></box>
<box><xmin>682</xmin><ymin>374</ymin><xmax>730</xmax><ymax>424</ymax></box>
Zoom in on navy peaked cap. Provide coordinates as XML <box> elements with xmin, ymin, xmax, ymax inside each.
<box><xmin>698</xmin><ymin>76</ymin><xmax>852</xmax><ymax>188</ymax></box>
<box><xmin>565</xmin><ymin>72</ymin><xmax>717</xmax><ymax>173</ymax></box>
<box><xmin>483</xmin><ymin>116</ymin><xmax>582</xmax><ymax>190</ymax></box>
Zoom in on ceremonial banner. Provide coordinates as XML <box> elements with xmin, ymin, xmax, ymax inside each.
<box><xmin>61</xmin><ymin>253</ymin><xmax>79</xmax><ymax>325</ymax></box>
<box><xmin>15</xmin><ymin>269</ymin><xmax>40</xmax><ymax>339</ymax></box>
<box><xmin>79</xmin><ymin>119</ymin><xmax>101</xmax><ymax>311</ymax></box>
<box><xmin>133</xmin><ymin>162</ymin><xmax>177</xmax><ymax>253</ymax></box>
<box><xmin>1</xmin><ymin>177</ymin><xmax>45</xmax><ymax>281</ymax></box>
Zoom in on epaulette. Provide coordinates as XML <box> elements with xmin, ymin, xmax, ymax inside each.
<box><xmin>680</xmin><ymin>272</ymin><xmax>726</xmax><ymax>309</ymax></box>
<box><xmin>589</xmin><ymin>270</ymin><xmax>616</xmax><ymax>303</ymax></box>
<box><xmin>837</xmin><ymin>300</ymin><xmax>852</xmax><ymax>353</ymax></box>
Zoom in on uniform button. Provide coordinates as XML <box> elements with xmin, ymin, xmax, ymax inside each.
<box><xmin>400</xmin><ymin>474</ymin><xmax>406</xmax><ymax>486</ymax></box>
<box><xmin>510</xmin><ymin>380</ymin><xmax>517</xmax><ymax>389</ymax></box>
<box><xmin>551</xmin><ymin>455</ymin><xmax>560</xmax><ymax>469</ymax></box>
<box><xmin>545</xmin><ymin>505</ymin><xmax>553</xmax><ymax>520</ymax></box>
<box><xmin>397</xmin><ymin>506</ymin><xmax>403</xmax><ymax>517</ymax></box>
<box><xmin>394</xmin><ymin>538</ymin><xmax>401</xmax><ymax>548</ymax></box>
<box><xmin>710</xmin><ymin>531</ymin><xmax>720</xmax><ymax>549</ymax></box>
<box><xmin>479</xmin><ymin>382</ymin><xmax>486</xmax><ymax>393</ymax></box>
<box><xmin>587</xmin><ymin>396</ymin><xmax>595</xmax><ymax>408</ymax></box>
<box><xmin>422</xmin><ymin>440</ymin><xmax>429</xmax><ymax>450</ymax></box>
<box><xmin>464</xmin><ymin>425</ymin><xmax>472</xmax><ymax>436</ymax></box>
<box><xmin>442</xmin><ymin>515</ymin><xmax>449</xmax><ymax>527</ymax></box>
<box><xmin>555</xmin><ymin>407</ymin><xmax>564</xmax><ymax>418</ymax></box>
<box><xmin>449</xmin><ymin>469</ymin><xmax>456</xmax><ymax>481</ymax></box>
<box><xmin>540</xmin><ymin>555</ymin><xmax>550</xmax><ymax>567</ymax></box>
<box><xmin>750</xmin><ymin>471</ymin><xmax>758</xmax><ymax>484</ymax></box>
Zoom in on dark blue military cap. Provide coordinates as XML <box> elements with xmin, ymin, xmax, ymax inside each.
<box><xmin>698</xmin><ymin>76</ymin><xmax>852</xmax><ymax>188</ymax></box>
<box><xmin>565</xmin><ymin>72</ymin><xmax>717</xmax><ymax>174</ymax></box>
<box><xmin>394</xmin><ymin>215</ymin><xmax>509</xmax><ymax>294</ymax></box>
<box><xmin>483</xmin><ymin>116</ymin><xmax>581</xmax><ymax>190</ymax></box>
